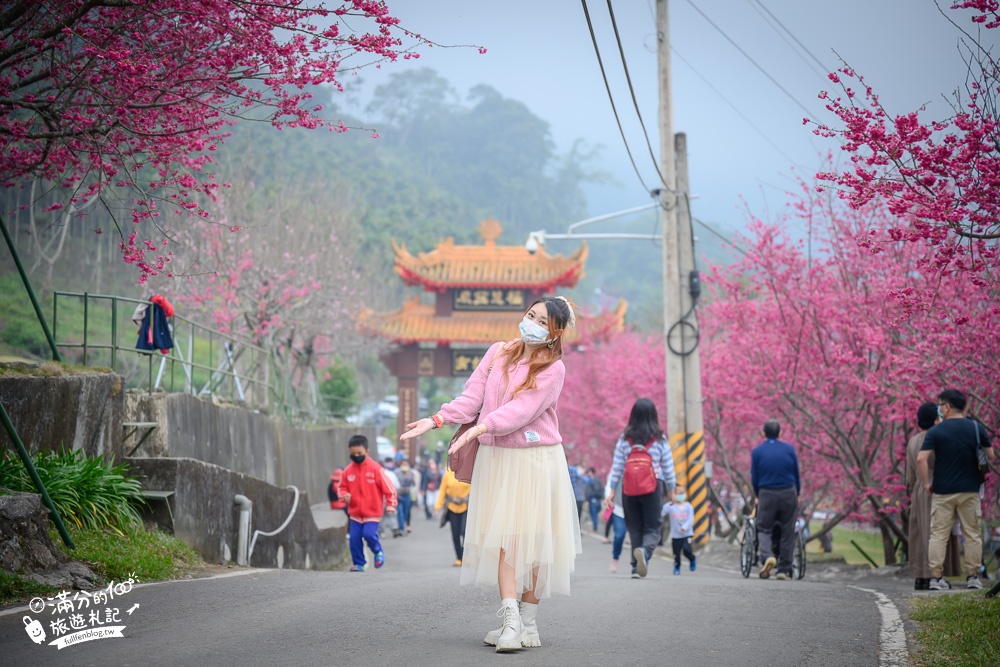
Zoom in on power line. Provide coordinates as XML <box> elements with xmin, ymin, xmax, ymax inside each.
<box><xmin>751</xmin><ymin>0</ymin><xmax>831</xmax><ymax>74</ymax></box>
<box><xmin>683</xmin><ymin>0</ymin><xmax>820</xmax><ymax>121</ymax></box>
<box><xmin>744</xmin><ymin>0</ymin><xmax>829</xmax><ymax>82</ymax></box>
<box><xmin>579</xmin><ymin>0</ymin><xmax>654</xmax><ymax>194</ymax></box>
<box><xmin>603</xmin><ymin>0</ymin><xmax>667</xmax><ymax>188</ymax></box>
<box><xmin>671</xmin><ymin>47</ymin><xmax>802</xmax><ymax>168</ymax></box>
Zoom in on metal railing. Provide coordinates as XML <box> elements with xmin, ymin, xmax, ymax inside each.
<box><xmin>51</xmin><ymin>292</ymin><xmax>321</xmax><ymax>421</ymax></box>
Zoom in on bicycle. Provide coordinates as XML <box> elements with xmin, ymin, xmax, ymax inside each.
<box><xmin>740</xmin><ymin>515</ymin><xmax>806</xmax><ymax>579</ymax></box>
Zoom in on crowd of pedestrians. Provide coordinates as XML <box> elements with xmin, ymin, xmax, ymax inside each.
<box><xmin>328</xmin><ymin>293</ymin><xmax>997</xmax><ymax>653</ymax></box>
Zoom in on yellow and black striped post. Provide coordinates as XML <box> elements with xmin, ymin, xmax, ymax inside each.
<box><xmin>670</xmin><ymin>431</ymin><xmax>710</xmax><ymax>547</ymax></box>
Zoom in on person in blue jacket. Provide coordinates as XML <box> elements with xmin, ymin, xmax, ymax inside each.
<box><xmin>750</xmin><ymin>419</ymin><xmax>800</xmax><ymax>580</ymax></box>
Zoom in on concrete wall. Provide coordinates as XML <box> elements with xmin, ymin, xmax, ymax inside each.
<box><xmin>125</xmin><ymin>393</ymin><xmax>372</xmax><ymax>505</ymax></box>
<box><xmin>126</xmin><ymin>457</ymin><xmax>345</xmax><ymax>569</ymax></box>
<box><xmin>0</xmin><ymin>368</ymin><xmax>124</xmax><ymax>459</ymax></box>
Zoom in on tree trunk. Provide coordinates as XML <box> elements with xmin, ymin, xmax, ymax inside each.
<box><xmin>879</xmin><ymin>518</ymin><xmax>897</xmax><ymax>565</ymax></box>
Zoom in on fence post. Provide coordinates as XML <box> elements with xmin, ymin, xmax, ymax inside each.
<box><xmin>0</xmin><ymin>400</ymin><xmax>74</xmax><ymax>549</ymax></box>
<box><xmin>0</xmin><ymin>213</ymin><xmax>62</xmax><ymax>362</ymax></box>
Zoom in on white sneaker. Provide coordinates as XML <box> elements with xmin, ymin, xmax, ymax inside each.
<box><xmin>495</xmin><ymin>600</ymin><xmax>526</xmax><ymax>652</ymax></box>
<box><xmin>966</xmin><ymin>576</ymin><xmax>983</xmax><ymax>590</ymax></box>
<box><xmin>929</xmin><ymin>577</ymin><xmax>952</xmax><ymax>591</ymax></box>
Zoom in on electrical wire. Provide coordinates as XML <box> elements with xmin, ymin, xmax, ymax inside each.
<box><xmin>683</xmin><ymin>0</ymin><xmax>820</xmax><ymax>121</ymax></box>
<box><xmin>580</xmin><ymin>0</ymin><xmax>654</xmax><ymax>194</ymax></box>
<box><xmin>604</xmin><ymin>0</ymin><xmax>668</xmax><ymax>188</ymax></box>
<box><xmin>751</xmin><ymin>0</ymin><xmax>830</xmax><ymax>73</ymax></box>
<box><xmin>671</xmin><ymin>47</ymin><xmax>801</xmax><ymax>168</ymax></box>
<box><xmin>744</xmin><ymin>0</ymin><xmax>829</xmax><ymax>82</ymax></box>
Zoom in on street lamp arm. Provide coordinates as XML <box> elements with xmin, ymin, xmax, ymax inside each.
<box><xmin>544</xmin><ymin>233</ymin><xmax>662</xmax><ymax>241</ymax></box>
<box><xmin>566</xmin><ymin>203</ymin><xmax>660</xmax><ymax>234</ymax></box>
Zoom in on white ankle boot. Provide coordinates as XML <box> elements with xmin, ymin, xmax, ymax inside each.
<box><xmin>495</xmin><ymin>599</ymin><xmax>525</xmax><ymax>652</ymax></box>
<box><xmin>519</xmin><ymin>602</ymin><xmax>541</xmax><ymax>647</ymax></box>
<box><xmin>483</xmin><ymin>600</ymin><xmax>541</xmax><ymax>648</ymax></box>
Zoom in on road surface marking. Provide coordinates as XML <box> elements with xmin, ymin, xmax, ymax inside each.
<box><xmin>848</xmin><ymin>585</ymin><xmax>908</xmax><ymax>667</ymax></box>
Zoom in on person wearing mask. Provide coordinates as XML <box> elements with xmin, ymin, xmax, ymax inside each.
<box><xmin>396</xmin><ymin>460</ymin><xmax>417</xmax><ymax>536</ymax></box>
<box><xmin>436</xmin><ymin>465</ymin><xmax>472</xmax><ymax>566</ymax></box>
<box><xmin>337</xmin><ymin>435</ymin><xmax>398</xmax><ymax>572</ymax></box>
<box><xmin>400</xmin><ymin>296</ymin><xmax>581</xmax><ymax>652</ymax></box>
<box><xmin>662</xmin><ymin>485</ymin><xmax>696</xmax><ymax>575</ymax></box>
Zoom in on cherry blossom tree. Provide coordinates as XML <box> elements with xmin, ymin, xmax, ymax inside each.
<box><xmin>699</xmin><ymin>182</ymin><xmax>999</xmax><ymax>563</ymax></box>
<box><xmin>1</xmin><ymin>1</ymin><xmax>476</xmax><ymax>281</ymax></box>
<box><xmin>563</xmin><ymin>178</ymin><xmax>999</xmax><ymax>563</ymax></box>
<box><xmin>560</xmin><ymin>331</ymin><xmax>666</xmax><ymax>474</ymax></box>
<box><xmin>813</xmin><ymin>1</ymin><xmax>1000</xmax><ymax>292</ymax></box>
<box><xmin>167</xmin><ymin>168</ymin><xmax>373</xmax><ymax>417</ymax></box>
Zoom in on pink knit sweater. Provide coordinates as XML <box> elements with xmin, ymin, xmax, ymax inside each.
<box><xmin>437</xmin><ymin>342</ymin><xmax>565</xmax><ymax>448</ymax></box>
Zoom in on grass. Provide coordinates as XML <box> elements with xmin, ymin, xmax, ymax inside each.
<box><xmin>0</xmin><ymin>525</ymin><xmax>205</xmax><ymax>607</ymax></box>
<box><xmin>807</xmin><ymin>522</ymin><xmax>891</xmax><ymax>567</ymax></box>
<box><xmin>57</xmin><ymin>524</ymin><xmax>204</xmax><ymax>583</ymax></box>
<box><xmin>0</xmin><ymin>570</ymin><xmax>58</xmax><ymax>607</ymax></box>
<box><xmin>910</xmin><ymin>591</ymin><xmax>1000</xmax><ymax>666</ymax></box>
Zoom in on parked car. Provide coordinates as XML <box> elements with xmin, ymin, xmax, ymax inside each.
<box><xmin>376</xmin><ymin>436</ymin><xmax>395</xmax><ymax>463</ymax></box>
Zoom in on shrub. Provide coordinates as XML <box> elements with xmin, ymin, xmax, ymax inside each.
<box><xmin>0</xmin><ymin>449</ymin><xmax>144</xmax><ymax>533</ymax></box>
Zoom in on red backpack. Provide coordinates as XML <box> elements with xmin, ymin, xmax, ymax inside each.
<box><xmin>622</xmin><ymin>439</ymin><xmax>658</xmax><ymax>496</ymax></box>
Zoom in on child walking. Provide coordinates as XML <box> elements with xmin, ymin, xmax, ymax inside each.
<box><xmin>337</xmin><ymin>435</ymin><xmax>398</xmax><ymax>572</ymax></box>
<box><xmin>663</xmin><ymin>485</ymin><xmax>696</xmax><ymax>575</ymax></box>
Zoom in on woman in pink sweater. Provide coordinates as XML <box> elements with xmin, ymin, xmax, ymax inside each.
<box><xmin>400</xmin><ymin>296</ymin><xmax>581</xmax><ymax>653</ymax></box>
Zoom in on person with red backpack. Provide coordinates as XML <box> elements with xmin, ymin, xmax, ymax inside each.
<box><xmin>604</xmin><ymin>398</ymin><xmax>677</xmax><ymax>579</ymax></box>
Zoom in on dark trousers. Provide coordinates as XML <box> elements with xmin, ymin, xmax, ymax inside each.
<box><xmin>588</xmin><ymin>497</ymin><xmax>602</xmax><ymax>531</ymax></box>
<box><xmin>396</xmin><ymin>494</ymin><xmax>412</xmax><ymax>532</ymax></box>
<box><xmin>672</xmin><ymin>537</ymin><xmax>695</xmax><ymax>567</ymax></box>
<box><xmin>757</xmin><ymin>486</ymin><xmax>798</xmax><ymax>574</ymax></box>
<box><xmin>447</xmin><ymin>510</ymin><xmax>467</xmax><ymax>560</ymax></box>
<box><xmin>622</xmin><ymin>482</ymin><xmax>664</xmax><ymax>567</ymax></box>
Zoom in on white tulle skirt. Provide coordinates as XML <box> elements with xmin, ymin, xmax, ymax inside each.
<box><xmin>460</xmin><ymin>443</ymin><xmax>582</xmax><ymax>598</ymax></box>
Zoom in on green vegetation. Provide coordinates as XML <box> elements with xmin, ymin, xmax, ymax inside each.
<box><xmin>0</xmin><ymin>525</ymin><xmax>206</xmax><ymax>606</ymax></box>
<box><xmin>0</xmin><ymin>569</ymin><xmax>58</xmax><ymax>607</ymax></box>
<box><xmin>807</xmin><ymin>523</ymin><xmax>889</xmax><ymax>567</ymax></box>
<box><xmin>911</xmin><ymin>592</ymin><xmax>1000</xmax><ymax>667</ymax></box>
<box><xmin>57</xmin><ymin>524</ymin><xmax>204</xmax><ymax>583</ymax></box>
<box><xmin>0</xmin><ymin>449</ymin><xmax>144</xmax><ymax>533</ymax></box>
<box><xmin>319</xmin><ymin>357</ymin><xmax>359</xmax><ymax>417</ymax></box>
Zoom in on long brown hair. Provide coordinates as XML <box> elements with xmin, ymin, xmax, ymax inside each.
<box><xmin>499</xmin><ymin>296</ymin><xmax>573</xmax><ymax>398</ymax></box>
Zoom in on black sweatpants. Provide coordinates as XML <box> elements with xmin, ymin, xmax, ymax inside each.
<box><xmin>447</xmin><ymin>510</ymin><xmax>467</xmax><ymax>560</ymax></box>
<box><xmin>757</xmin><ymin>486</ymin><xmax>798</xmax><ymax>574</ymax></box>
<box><xmin>672</xmin><ymin>537</ymin><xmax>695</xmax><ymax>567</ymax></box>
<box><xmin>622</xmin><ymin>482</ymin><xmax>665</xmax><ymax>567</ymax></box>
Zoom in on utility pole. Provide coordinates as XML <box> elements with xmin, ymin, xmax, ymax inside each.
<box><xmin>657</xmin><ymin>0</ymin><xmax>709</xmax><ymax>545</ymax></box>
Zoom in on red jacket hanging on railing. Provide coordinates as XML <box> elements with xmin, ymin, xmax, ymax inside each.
<box><xmin>135</xmin><ymin>294</ymin><xmax>175</xmax><ymax>354</ymax></box>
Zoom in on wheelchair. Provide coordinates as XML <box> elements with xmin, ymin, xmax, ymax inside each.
<box><xmin>740</xmin><ymin>515</ymin><xmax>806</xmax><ymax>579</ymax></box>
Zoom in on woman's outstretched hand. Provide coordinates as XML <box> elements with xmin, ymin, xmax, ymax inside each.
<box><xmin>399</xmin><ymin>418</ymin><xmax>433</xmax><ymax>442</ymax></box>
<box><xmin>448</xmin><ymin>424</ymin><xmax>484</xmax><ymax>455</ymax></box>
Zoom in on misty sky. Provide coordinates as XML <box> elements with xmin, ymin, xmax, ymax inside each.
<box><xmin>372</xmin><ymin>0</ymin><xmax>994</xmax><ymax>247</ymax></box>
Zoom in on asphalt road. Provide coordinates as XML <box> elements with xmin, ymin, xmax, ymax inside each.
<box><xmin>1</xmin><ymin>508</ymin><xmax>910</xmax><ymax>667</ymax></box>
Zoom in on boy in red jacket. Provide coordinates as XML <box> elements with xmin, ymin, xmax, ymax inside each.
<box><xmin>337</xmin><ymin>435</ymin><xmax>397</xmax><ymax>571</ymax></box>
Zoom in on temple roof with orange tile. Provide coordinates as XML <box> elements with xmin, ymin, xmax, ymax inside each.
<box><xmin>393</xmin><ymin>218</ymin><xmax>588</xmax><ymax>291</ymax></box>
<box><xmin>358</xmin><ymin>297</ymin><xmax>628</xmax><ymax>346</ymax></box>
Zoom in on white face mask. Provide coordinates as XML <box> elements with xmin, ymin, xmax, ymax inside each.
<box><xmin>518</xmin><ymin>317</ymin><xmax>551</xmax><ymax>345</ymax></box>
<box><xmin>675</xmin><ymin>493</ymin><xmax>687</xmax><ymax>502</ymax></box>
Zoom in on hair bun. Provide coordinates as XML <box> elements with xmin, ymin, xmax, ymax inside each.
<box><xmin>554</xmin><ymin>296</ymin><xmax>577</xmax><ymax>329</ymax></box>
